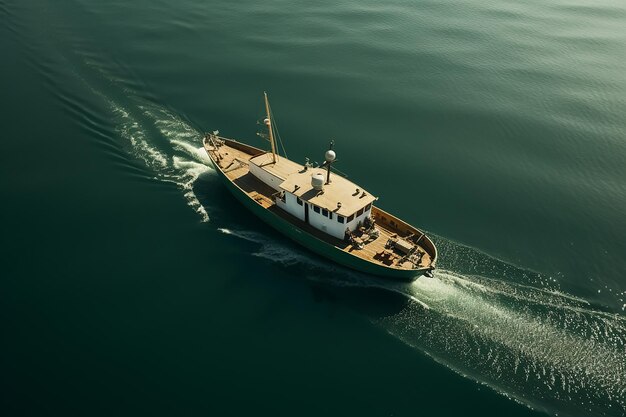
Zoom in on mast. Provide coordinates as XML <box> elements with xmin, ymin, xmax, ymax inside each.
<box><xmin>263</xmin><ymin>91</ymin><xmax>277</xmax><ymax>164</ymax></box>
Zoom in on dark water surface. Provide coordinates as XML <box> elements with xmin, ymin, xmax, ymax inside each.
<box><xmin>2</xmin><ymin>0</ymin><xmax>625</xmax><ymax>416</ymax></box>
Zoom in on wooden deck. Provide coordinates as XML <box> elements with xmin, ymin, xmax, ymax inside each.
<box><xmin>205</xmin><ymin>137</ymin><xmax>434</xmax><ymax>271</ymax></box>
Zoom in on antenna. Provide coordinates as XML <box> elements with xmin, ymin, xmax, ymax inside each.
<box><xmin>324</xmin><ymin>140</ymin><xmax>336</xmax><ymax>184</ymax></box>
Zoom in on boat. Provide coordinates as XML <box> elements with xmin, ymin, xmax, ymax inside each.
<box><xmin>202</xmin><ymin>93</ymin><xmax>437</xmax><ymax>281</ymax></box>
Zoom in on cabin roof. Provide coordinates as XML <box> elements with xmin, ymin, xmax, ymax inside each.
<box><xmin>250</xmin><ymin>152</ymin><xmax>377</xmax><ymax>217</ymax></box>
<box><xmin>282</xmin><ymin>170</ymin><xmax>376</xmax><ymax>218</ymax></box>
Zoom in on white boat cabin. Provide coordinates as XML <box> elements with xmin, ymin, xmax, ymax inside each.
<box><xmin>249</xmin><ymin>152</ymin><xmax>377</xmax><ymax>240</ymax></box>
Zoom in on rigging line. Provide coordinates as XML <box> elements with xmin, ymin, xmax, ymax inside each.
<box><xmin>331</xmin><ymin>165</ymin><xmax>349</xmax><ymax>178</ymax></box>
<box><xmin>268</xmin><ymin>102</ymin><xmax>279</xmax><ymax>154</ymax></box>
<box><xmin>275</xmin><ymin>121</ymin><xmax>288</xmax><ymax>158</ymax></box>
<box><xmin>269</xmin><ymin>102</ymin><xmax>288</xmax><ymax>158</ymax></box>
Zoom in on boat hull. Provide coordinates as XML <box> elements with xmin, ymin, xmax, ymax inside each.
<box><xmin>210</xmin><ymin>158</ymin><xmax>428</xmax><ymax>281</ymax></box>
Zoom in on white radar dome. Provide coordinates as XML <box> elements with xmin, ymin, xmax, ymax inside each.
<box><xmin>264</xmin><ymin>118</ymin><xmax>271</xmax><ymax>126</ymax></box>
<box><xmin>325</xmin><ymin>149</ymin><xmax>336</xmax><ymax>162</ymax></box>
<box><xmin>311</xmin><ymin>173</ymin><xmax>325</xmax><ymax>190</ymax></box>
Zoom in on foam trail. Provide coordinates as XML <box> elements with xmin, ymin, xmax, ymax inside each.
<box><xmin>218</xmin><ymin>227</ymin><xmax>350</xmax><ymax>274</ymax></box>
<box><xmin>3</xmin><ymin>3</ymin><xmax>214</xmax><ymax>222</ymax></box>
<box><xmin>218</xmin><ymin>228</ymin><xmax>267</xmax><ymax>244</ymax></box>
<box><xmin>377</xmin><ymin>271</ymin><xmax>626</xmax><ymax>417</ymax></box>
<box><xmin>217</xmin><ymin>227</ymin><xmax>625</xmax><ymax>417</ymax></box>
<box><xmin>109</xmin><ymin>98</ymin><xmax>212</xmax><ymax>222</ymax></box>
<box><xmin>61</xmin><ymin>47</ymin><xmax>215</xmax><ymax>222</ymax></box>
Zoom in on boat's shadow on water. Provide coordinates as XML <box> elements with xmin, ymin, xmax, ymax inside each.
<box><xmin>308</xmin><ymin>282</ymin><xmax>414</xmax><ymax>318</ymax></box>
<box><xmin>192</xmin><ymin>175</ymin><xmax>415</xmax><ymax>318</ymax></box>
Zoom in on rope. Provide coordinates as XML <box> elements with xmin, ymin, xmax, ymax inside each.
<box><xmin>266</xmin><ymin>102</ymin><xmax>287</xmax><ymax>158</ymax></box>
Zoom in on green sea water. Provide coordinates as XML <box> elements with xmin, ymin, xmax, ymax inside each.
<box><xmin>1</xmin><ymin>0</ymin><xmax>625</xmax><ymax>416</ymax></box>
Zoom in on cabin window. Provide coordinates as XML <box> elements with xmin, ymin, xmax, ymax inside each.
<box><xmin>337</xmin><ymin>216</ymin><xmax>345</xmax><ymax>224</ymax></box>
<box><xmin>296</xmin><ymin>197</ymin><xmax>303</xmax><ymax>206</ymax></box>
<box><xmin>313</xmin><ymin>205</ymin><xmax>320</xmax><ymax>214</ymax></box>
<box><xmin>365</xmin><ymin>203</ymin><xmax>372</xmax><ymax>211</ymax></box>
<box><xmin>357</xmin><ymin>207</ymin><xmax>364</xmax><ymax>217</ymax></box>
<box><xmin>347</xmin><ymin>214</ymin><xmax>355</xmax><ymax>222</ymax></box>
<box><xmin>328</xmin><ymin>212</ymin><xmax>333</xmax><ymax>220</ymax></box>
<box><xmin>322</xmin><ymin>208</ymin><xmax>328</xmax><ymax>217</ymax></box>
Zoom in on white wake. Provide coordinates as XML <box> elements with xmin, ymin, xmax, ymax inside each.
<box><xmin>218</xmin><ymin>226</ymin><xmax>626</xmax><ymax>417</ymax></box>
